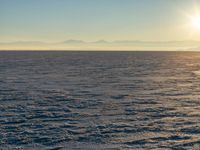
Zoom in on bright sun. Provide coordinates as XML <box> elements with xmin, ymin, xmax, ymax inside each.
<box><xmin>192</xmin><ymin>16</ymin><xmax>200</xmax><ymax>29</ymax></box>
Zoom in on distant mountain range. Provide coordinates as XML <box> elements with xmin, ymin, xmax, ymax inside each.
<box><xmin>1</xmin><ymin>40</ymin><xmax>200</xmax><ymax>50</ymax></box>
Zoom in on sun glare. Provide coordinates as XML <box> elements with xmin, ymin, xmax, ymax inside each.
<box><xmin>192</xmin><ymin>16</ymin><xmax>200</xmax><ymax>29</ymax></box>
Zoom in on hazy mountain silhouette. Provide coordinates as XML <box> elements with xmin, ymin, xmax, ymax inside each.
<box><xmin>1</xmin><ymin>40</ymin><xmax>200</xmax><ymax>50</ymax></box>
<box><xmin>61</xmin><ymin>40</ymin><xmax>85</xmax><ymax>44</ymax></box>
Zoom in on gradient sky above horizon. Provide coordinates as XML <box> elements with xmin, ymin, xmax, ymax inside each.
<box><xmin>1</xmin><ymin>0</ymin><xmax>200</xmax><ymax>43</ymax></box>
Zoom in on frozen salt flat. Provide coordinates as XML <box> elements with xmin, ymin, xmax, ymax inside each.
<box><xmin>0</xmin><ymin>51</ymin><xmax>200</xmax><ymax>149</ymax></box>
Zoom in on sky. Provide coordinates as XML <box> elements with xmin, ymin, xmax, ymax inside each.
<box><xmin>1</xmin><ymin>0</ymin><xmax>200</xmax><ymax>50</ymax></box>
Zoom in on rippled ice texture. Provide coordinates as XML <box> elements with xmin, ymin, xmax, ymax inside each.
<box><xmin>0</xmin><ymin>51</ymin><xmax>200</xmax><ymax>150</ymax></box>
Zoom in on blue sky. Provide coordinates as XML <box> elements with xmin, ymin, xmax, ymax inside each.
<box><xmin>1</xmin><ymin>0</ymin><xmax>200</xmax><ymax>43</ymax></box>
